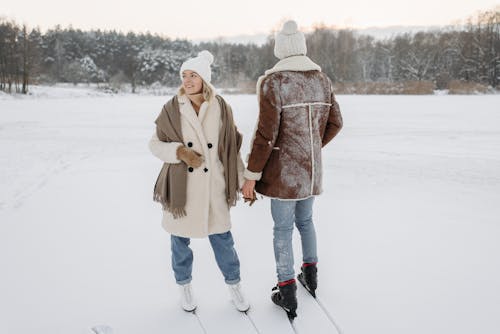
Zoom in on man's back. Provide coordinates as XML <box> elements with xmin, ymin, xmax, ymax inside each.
<box><xmin>248</xmin><ymin>70</ymin><xmax>342</xmax><ymax>199</ymax></box>
<box><xmin>264</xmin><ymin>70</ymin><xmax>331</xmax><ymax>106</ymax></box>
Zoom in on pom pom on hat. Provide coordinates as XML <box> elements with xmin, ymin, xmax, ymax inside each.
<box><xmin>180</xmin><ymin>50</ymin><xmax>214</xmax><ymax>83</ymax></box>
<box><xmin>197</xmin><ymin>50</ymin><xmax>214</xmax><ymax>65</ymax></box>
<box><xmin>274</xmin><ymin>20</ymin><xmax>307</xmax><ymax>60</ymax></box>
<box><xmin>281</xmin><ymin>20</ymin><xmax>299</xmax><ymax>34</ymax></box>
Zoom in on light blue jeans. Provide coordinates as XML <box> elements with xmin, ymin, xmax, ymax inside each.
<box><xmin>170</xmin><ymin>231</ymin><xmax>241</xmax><ymax>285</ymax></box>
<box><xmin>271</xmin><ymin>197</ymin><xmax>318</xmax><ymax>282</ymax></box>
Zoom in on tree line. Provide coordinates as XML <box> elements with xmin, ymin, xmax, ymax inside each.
<box><xmin>0</xmin><ymin>8</ymin><xmax>498</xmax><ymax>94</ymax></box>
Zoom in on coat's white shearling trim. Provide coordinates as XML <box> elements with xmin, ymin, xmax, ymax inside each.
<box><xmin>244</xmin><ymin>168</ymin><xmax>262</xmax><ymax>181</ymax></box>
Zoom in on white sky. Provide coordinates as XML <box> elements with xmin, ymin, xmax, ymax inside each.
<box><xmin>1</xmin><ymin>0</ymin><xmax>498</xmax><ymax>39</ymax></box>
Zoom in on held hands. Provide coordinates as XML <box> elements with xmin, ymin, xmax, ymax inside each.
<box><xmin>242</xmin><ymin>179</ymin><xmax>257</xmax><ymax>206</ymax></box>
<box><xmin>176</xmin><ymin>145</ymin><xmax>204</xmax><ymax>168</ymax></box>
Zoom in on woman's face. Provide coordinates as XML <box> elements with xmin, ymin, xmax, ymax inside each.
<box><xmin>182</xmin><ymin>70</ymin><xmax>203</xmax><ymax>95</ymax></box>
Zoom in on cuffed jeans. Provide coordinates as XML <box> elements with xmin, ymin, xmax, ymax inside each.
<box><xmin>271</xmin><ymin>197</ymin><xmax>318</xmax><ymax>282</ymax></box>
<box><xmin>171</xmin><ymin>231</ymin><xmax>241</xmax><ymax>285</ymax></box>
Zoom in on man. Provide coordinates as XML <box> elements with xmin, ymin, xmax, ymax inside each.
<box><xmin>242</xmin><ymin>20</ymin><xmax>343</xmax><ymax>319</ymax></box>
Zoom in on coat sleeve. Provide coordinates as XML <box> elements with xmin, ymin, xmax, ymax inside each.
<box><xmin>322</xmin><ymin>86</ymin><xmax>343</xmax><ymax>147</ymax></box>
<box><xmin>237</xmin><ymin>153</ymin><xmax>245</xmax><ymax>188</ymax></box>
<box><xmin>245</xmin><ymin>76</ymin><xmax>282</xmax><ymax>180</ymax></box>
<box><xmin>148</xmin><ymin>132</ymin><xmax>183</xmax><ymax>163</ymax></box>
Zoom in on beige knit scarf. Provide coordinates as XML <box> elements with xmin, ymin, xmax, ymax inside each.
<box><xmin>153</xmin><ymin>95</ymin><xmax>242</xmax><ymax>218</ymax></box>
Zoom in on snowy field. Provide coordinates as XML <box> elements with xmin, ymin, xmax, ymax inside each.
<box><xmin>1</xmin><ymin>92</ymin><xmax>499</xmax><ymax>334</ymax></box>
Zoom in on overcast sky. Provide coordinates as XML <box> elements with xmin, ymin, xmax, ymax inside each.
<box><xmin>1</xmin><ymin>0</ymin><xmax>498</xmax><ymax>38</ymax></box>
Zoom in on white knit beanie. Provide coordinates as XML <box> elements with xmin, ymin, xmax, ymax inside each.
<box><xmin>180</xmin><ymin>50</ymin><xmax>214</xmax><ymax>83</ymax></box>
<box><xmin>274</xmin><ymin>20</ymin><xmax>307</xmax><ymax>59</ymax></box>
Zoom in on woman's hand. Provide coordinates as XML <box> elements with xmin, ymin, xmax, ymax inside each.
<box><xmin>176</xmin><ymin>145</ymin><xmax>204</xmax><ymax>167</ymax></box>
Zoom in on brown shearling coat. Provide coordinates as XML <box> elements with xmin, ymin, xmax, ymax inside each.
<box><xmin>247</xmin><ymin>70</ymin><xmax>343</xmax><ymax>199</ymax></box>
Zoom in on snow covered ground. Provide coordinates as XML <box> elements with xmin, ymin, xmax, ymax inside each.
<box><xmin>1</xmin><ymin>92</ymin><xmax>499</xmax><ymax>334</ymax></box>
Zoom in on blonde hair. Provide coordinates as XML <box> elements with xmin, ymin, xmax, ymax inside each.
<box><xmin>179</xmin><ymin>79</ymin><xmax>215</xmax><ymax>102</ymax></box>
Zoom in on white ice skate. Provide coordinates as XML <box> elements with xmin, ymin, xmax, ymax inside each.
<box><xmin>179</xmin><ymin>283</ymin><xmax>197</xmax><ymax>312</ymax></box>
<box><xmin>227</xmin><ymin>282</ymin><xmax>250</xmax><ymax>312</ymax></box>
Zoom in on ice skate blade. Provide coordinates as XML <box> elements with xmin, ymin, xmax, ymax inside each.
<box><xmin>297</xmin><ymin>273</ymin><xmax>317</xmax><ymax>298</ymax></box>
<box><xmin>286</xmin><ymin>309</ymin><xmax>297</xmax><ymax>320</ymax></box>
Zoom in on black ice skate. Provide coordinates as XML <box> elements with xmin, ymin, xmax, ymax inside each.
<box><xmin>297</xmin><ymin>263</ymin><xmax>318</xmax><ymax>297</ymax></box>
<box><xmin>271</xmin><ymin>280</ymin><xmax>298</xmax><ymax>320</ymax></box>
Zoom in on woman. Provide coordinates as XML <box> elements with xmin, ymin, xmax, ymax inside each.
<box><xmin>149</xmin><ymin>50</ymin><xmax>249</xmax><ymax>312</ymax></box>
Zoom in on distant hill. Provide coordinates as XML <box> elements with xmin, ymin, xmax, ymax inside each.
<box><xmin>193</xmin><ymin>25</ymin><xmax>454</xmax><ymax>45</ymax></box>
<box><xmin>355</xmin><ymin>25</ymin><xmax>453</xmax><ymax>39</ymax></box>
<box><xmin>192</xmin><ymin>33</ymin><xmax>270</xmax><ymax>46</ymax></box>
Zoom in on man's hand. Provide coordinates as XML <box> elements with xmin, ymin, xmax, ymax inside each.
<box><xmin>242</xmin><ymin>179</ymin><xmax>256</xmax><ymax>202</ymax></box>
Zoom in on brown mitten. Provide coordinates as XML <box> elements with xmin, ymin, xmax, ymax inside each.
<box><xmin>176</xmin><ymin>145</ymin><xmax>203</xmax><ymax>168</ymax></box>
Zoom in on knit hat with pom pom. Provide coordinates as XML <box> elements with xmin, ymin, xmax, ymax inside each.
<box><xmin>180</xmin><ymin>50</ymin><xmax>214</xmax><ymax>83</ymax></box>
<box><xmin>274</xmin><ymin>20</ymin><xmax>307</xmax><ymax>59</ymax></box>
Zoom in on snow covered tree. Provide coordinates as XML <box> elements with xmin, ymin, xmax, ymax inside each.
<box><xmin>307</xmin><ymin>27</ymin><xmax>337</xmax><ymax>81</ymax></box>
<box><xmin>79</xmin><ymin>56</ymin><xmax>105</xmax><ymax>83</ymax></box>
<box><xmin>0</xmin><ymin>19</ymin><xmax>19</xmax><ymax>92</ymax></box>
<box><xmin>398</xmin><ymin>32</ymin><xmax>439</xmax><ymax>81</ymax></box>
